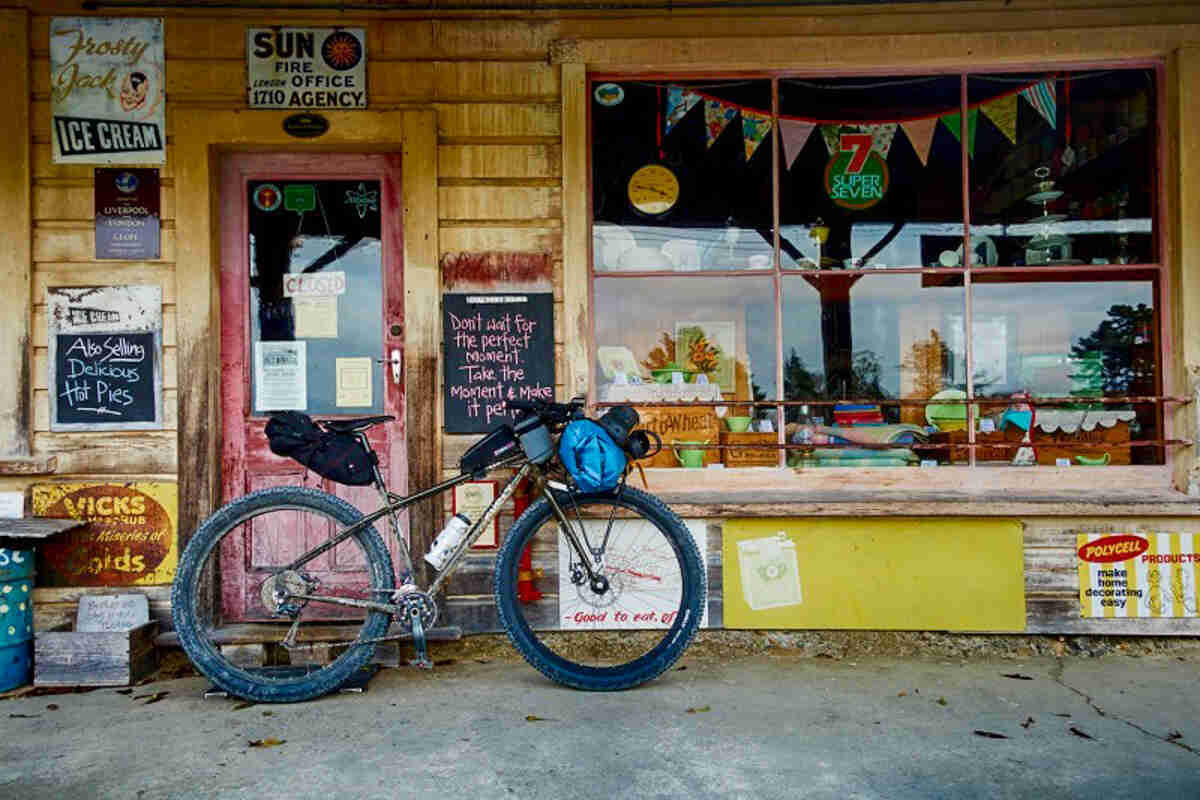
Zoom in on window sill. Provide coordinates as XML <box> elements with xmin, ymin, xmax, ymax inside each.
<box><xmin>635</xmin><ymin>465</ymin><xmax>1199</xmax><ymax>517</ymax></box>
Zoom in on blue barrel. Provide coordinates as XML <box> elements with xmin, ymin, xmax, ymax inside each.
<box><xmin>0</xmin><ymin>548</ymin><xmax>34</xmax><ymax>692</ymax></box>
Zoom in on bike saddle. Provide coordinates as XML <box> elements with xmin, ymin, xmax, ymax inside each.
<box><xmin>322</xmin><ymin>415</ymin><xmax>395</xmax><ymax>433</ymax></box>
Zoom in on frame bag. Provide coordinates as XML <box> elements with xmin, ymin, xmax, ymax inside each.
<box><xmin>265</xmin><ymin>411</ymin><xmax>377</xmax><ymax>486</ymax></box>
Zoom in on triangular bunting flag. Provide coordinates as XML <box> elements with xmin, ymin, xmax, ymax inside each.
<box><xmin>1020</xmin><ymin>80</ymin><xmax>1057</xmax><ymax>129</ymax></box>
<box><xmin>981</xmin><ymin>93</ymin><xmax>1018</xmax><ymax>144</ymax></box>
<box><xmin>940</xmin><ymin>108</ymin><xmax>979</xmax><ymax>158</ymax></box>
<box><xmin>779</xmin><ymin>119</ymin><xmax>816</xmax><ymax>168</ymax></box>
<box><xmin>820</xmin><ymin>125</ymin><xmax>843</xmax><ymax>156</ymax></box>
<box><xmin>664</xmin><ymin>86</ymin><xmax>701</xmax><ymax>136</ymax></box>
<box><xmin>860</xmin><ymin>123</ymin><xmax>898</xmax><ymax>158</ymax></box>
<box><xmin>900</xmin><ymin>117</ymin><xmax>938</xmax><ymax>166</ymax></box>
<box><xmin>704</xmin><ymin>98</ymin><xmax>739</xmax><ymax>148</ymax></box>
<box><xmin>742</xmin><ymin>109</ymin><xmax>773</xmax><ymax>161</ymax></box>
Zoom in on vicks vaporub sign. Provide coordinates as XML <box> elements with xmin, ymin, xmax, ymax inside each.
<box><xmin>50</xmin><ymin>17</ymin><xmax>165</xmax><ymax>164</ymax></box>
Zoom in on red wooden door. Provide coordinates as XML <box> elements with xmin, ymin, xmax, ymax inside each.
<box><xmin>219</xmin><ymin>153</ymin><xmax>406</xmax><ymax>621</ymax></box>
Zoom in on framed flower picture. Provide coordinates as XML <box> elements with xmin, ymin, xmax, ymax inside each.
<box><xmin>675</xmin><ymin>320</ymin><xmax>736</xmax><ymax>392</ymax></box>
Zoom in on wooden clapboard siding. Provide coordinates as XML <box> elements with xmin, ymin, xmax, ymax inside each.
<box><xmin>439</xmin><ymin>144</ymin><xmax>561</xmax><ymax>178</ymax></box>
<box><xmin>33</xmin><ymin>181</ymin><xmax>176</xmax><ymax>222</ymax></box>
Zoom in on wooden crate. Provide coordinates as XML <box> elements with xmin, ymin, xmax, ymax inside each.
<box><xmin>927</xmin><ymin>428</ymin><xmax>1022</xmax><ymax>463</ymax></box>
<box><xmin>719</xmin><ymin>431</ymin><xmax>779</xmax><ymax>467</ymax></box>
<box><xmin>1032</xmin><ymin>421</ymin><xmax>1131</xmax><ymax>465</ymax></box>
<box><xmin>34</xmin><ymin>621</ymin><xmax>158</xmax><ymax>687</ymax></box>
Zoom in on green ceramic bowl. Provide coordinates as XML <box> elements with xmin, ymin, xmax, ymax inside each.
<box><xmin>725</xmin><ymin>416</ymin><xmax>753</xmax><ymax>432</ymax></box>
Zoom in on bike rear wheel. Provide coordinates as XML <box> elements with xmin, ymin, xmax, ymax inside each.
<box><xmin>171</xmin><ymin>487</ymin><xmax>394</xmax><ymax>703</ymax></box>
<box><xmin>494</xmin><ymin>485</ymin><xmax>706</xmax><ymax>690</ymax></box>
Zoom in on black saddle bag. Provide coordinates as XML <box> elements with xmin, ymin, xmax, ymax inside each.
<box><xmin>265</xmin><ymin>411</ymin><xmax>377</xmax><ymax>486</ymax></box>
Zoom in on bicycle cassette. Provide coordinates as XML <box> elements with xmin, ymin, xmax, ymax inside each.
<box><xmin>260</xmin><ymin>570</ymin><xmax>316</xmax><ymax>616</ymax></box>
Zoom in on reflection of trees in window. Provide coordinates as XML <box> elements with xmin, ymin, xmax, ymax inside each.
<box><xmin>901</xmin><ymin>329</ymin><xmax>952</xmax><ymax>424</ymax></box>
<box><xmin>782</xmin><ymin>347</ymin><xmax>891</xmax><ymax>423</ymax></box>
<box><xmin>1070</xmin><ymin>303</ymin><xmax>1154</xmax><ymax>395</ymax></box>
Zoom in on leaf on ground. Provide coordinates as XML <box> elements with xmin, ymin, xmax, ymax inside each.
<box><xmin>232</xmin><ymin>701</ymin><xmax>255</xmax><ymax>711</ymax></box>
<box><xmin>1055</xmin><ymin>713</ymin><xmax>1072</xmax><ymax>718</ymax></box>
<box><xmin>248</xmin><ymin>738</ymin><xmax>285</xmax><ymax>748</ymax></box>
<box><xmin>1069</xmin><ymin>726</ymin><xmax>1096</xmax><ymax>741</ymax></box>
<box><xmin>114</xmin><ymin>688</ymin><xmax>133</xmax><ymax>695</ymax></box>
<box><xmin>686</xmin><ymin>705</ymin><xmax>711</xmax><ymax>714</ymax></box>
<box><xmin>142</xmin><ymin>691</ymin><xmax>169</xmax><ymax>705</ymax></box>
<box><xmin>936</xmin><ymin>697</ymin><xmax>948</xmax><ymax>706</ymax></box>
<box><xmin>525</xmin><ymin>715</ymin><xmax>555</xmax><ymax>722</ymax></box>
<box><xmin>974</xmin><ymin>730</ymin><xmax>1009</xmax><ymax>739</ymax></box>
<box><xmin>434</xmin><ymin>659</ymin><xmax>457</xmax><ymax>667</ymax></box>
<box><xmin>1002</xmin><ymin>673</ymin><xmax>1034</xmax><ymax>681</ymax></box>
<box><xmin>474</xmin><ymin>658</ymin><xmax>490</xmax><ymax>664</ymax></box>
<box><xmin>897</xmin><ymin>691</ymin><xmax>907</xmax><ymax>697</ymax></box>
<box><xmin>46</xmin><ymin>704</ymin><xmax>59</xmax><ymax>711</ymax></box>
<box><xmin>262</xmin><ymin>711</ymin><xmax>273</xmax><ymax>717</ymax></box>
<box><xmin>676</xmin><ymin>665</ymin><xmax>688</xmax><ymax>671</ymax></box>
<box><xmin>1168</xmin><ymin>730</ymin><xmax>1184</xmax><ymax>742</ymax></box>
<box><xmin>1021</xmin><ymin>717</ymin><xmax>1035</xmax><ymax>729</ymax></box>
<box><xmin>8</xmin><ymin>713</ymin><xmax>39</xmax><ymax>718</ymax></box>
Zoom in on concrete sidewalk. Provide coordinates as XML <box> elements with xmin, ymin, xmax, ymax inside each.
<box><xmin>2</xmin><ymin>646</ymin><xmax>1198</xmax><ymax>799</ymax></box>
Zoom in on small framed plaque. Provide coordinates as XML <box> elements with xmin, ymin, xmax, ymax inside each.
<box><xmin>455</xmin><ymin>480</ymin><xmax>499</xmax><ymax>549</ymax></box>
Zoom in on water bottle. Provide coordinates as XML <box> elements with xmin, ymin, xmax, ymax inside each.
<box><xmin>425</xmin><ymin>513</ymin><xmax>471</xmax><ymax>571</ymax></box>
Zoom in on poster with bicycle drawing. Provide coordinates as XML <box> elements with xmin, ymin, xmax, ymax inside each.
<box><xmin>558</xmin><ymin>518</ymin><xmax>708</xmax><ymax>630</ymax></box>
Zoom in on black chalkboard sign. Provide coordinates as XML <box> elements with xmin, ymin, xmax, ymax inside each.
<box><xmin>443</xmin><ymin>293</ymin><xmax>555</xmax><ymax>434</ymax></box>
<box><xmin>54</xmin><ymin>332</ymin><xmax>157</xmax><ymax>425</ymax></box>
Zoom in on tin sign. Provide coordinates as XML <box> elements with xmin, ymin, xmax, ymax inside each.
<box><xmin>50</xmin><ymin>17</ymin><xmax>165</xmax><ymax>165</ymax></box>
<box><xmin>248</xmin><ymin>28</ymin><xmax>367</xmax><ymax>109</ymax></box>
<box><xmin>95</xmin><ymin>168</ymin><xmax>160</xmax><ymax>260</ymax></box>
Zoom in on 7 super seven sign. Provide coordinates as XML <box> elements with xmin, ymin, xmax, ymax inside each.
<box><xmin>825</xmin><ymin>133</ymin><xmax>889</xmax><ymax>211</ymax></box>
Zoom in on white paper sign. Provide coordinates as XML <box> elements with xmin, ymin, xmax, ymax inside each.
<box><xmin>335</xmin><ymin>357</ymin><xmax>373</xmax><ymax>407</ymax></box>
<box><xmin>283</xmin><ymin>271</ymin><xmax>346</xmax><ymax>298</ymax></box>
<box><xmin>50</xmin><ymin>17</ymin><xmax>165</xmax><ymax>164</ymax></box>
<box><xmin>247</xmin><ymin>28</ymin><xmax>367</xmax><ymax>109</ymax></box>
<box><xmin>255</xmin><ymin>341</ymin><xmax>307</xmax><ymax>411</ymax></box>
<box><xmin>293</xmin><ymin>297</ymin><xmax>338</xmax><ymax>339</ymax></box>
<box><xmin>0</xmin><ymin>492</ymin><xmax>23</xmax><ymax>519</ymax></box>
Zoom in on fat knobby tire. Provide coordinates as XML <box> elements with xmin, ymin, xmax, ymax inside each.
<box><xmin>171</xmin><ymin>487</ymin><xmax>394</xmax><ymax>703</ymax></box>
<box><xmin>493</xmin><ymin>485</ymin><xmax>706</xmax><ymax>690</ymax></box>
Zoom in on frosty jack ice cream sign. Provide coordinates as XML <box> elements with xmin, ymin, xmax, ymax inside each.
<box><xmin>50</xmin><ymin>17</ymin><xmax>165</xmax><ymax>164</ymax></box>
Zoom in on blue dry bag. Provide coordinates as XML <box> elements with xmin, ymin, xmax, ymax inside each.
<box><xmin>558</xmin><ymin>419</ymin><xmax>628</xmax><ymax>492</ymax></box>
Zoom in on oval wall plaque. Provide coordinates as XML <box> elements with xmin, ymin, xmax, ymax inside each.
<box><xmin>283</xmin><ymin>113</ymin><xmax>329</xmax><ymax>138</ymax></box>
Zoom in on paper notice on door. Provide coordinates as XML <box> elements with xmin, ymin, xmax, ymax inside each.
<box><xmin>737</xmin><ymin>533</ymin><xmax>803</xmax><ymax>610</ymax></box>
<box><xmin>336</xmin><ymin>357</ymin><xmax>373</xmax><ymax>407</ymax></box>
<box><xmin>293</xmin><ymin>296</ymin><xmax>338</xmax><ymax>338</ymax></box>
<box><xmin>255</xmin><ymin>341</ymin><xmax>307</xmax><ymax>411</ymax></box>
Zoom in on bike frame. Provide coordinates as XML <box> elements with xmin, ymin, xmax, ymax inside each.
<box><xmin>279</xmin><ymin>431</ymin><xmax>609</xmax><ymax>617</ymax></box>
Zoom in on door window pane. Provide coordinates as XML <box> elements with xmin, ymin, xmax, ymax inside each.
<box><xmin>248</xmin><ymin>179</ymin><xmax>384</xmax><ymax>415</ymax></box>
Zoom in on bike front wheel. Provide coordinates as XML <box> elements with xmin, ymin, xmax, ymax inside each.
<box><xmin>494</xmin><ymin>485</ymin><xmax>706</xmax><ymax>690</ymax></box>
<box><xmin>171</xmin><ymin>487</ymin><xmax>395</xmax><ymax>703</ymax></box>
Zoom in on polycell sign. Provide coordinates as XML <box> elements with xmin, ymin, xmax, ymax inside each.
<box><xmin>247</xmin><ymin>28</ymin><xmax>367</xmax><ymax>109</ymax></box>
<box><xmin>32</xmin><ymin>482</ymin><xmax>178</xmax><ymax>587</ymax></box>
<box><xmin>1077</xmin><ymin>533</ymin><xmax>1200</xmax><ymax>618</ymax></box>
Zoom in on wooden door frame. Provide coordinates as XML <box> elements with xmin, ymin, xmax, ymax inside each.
<box><xmin>173</xmin><ymin>109</ymin><xmax>440</xmax><ymax>582</ymax></box>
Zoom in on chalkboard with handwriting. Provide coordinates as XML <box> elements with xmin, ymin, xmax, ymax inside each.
<box><xmin>443</xmin><ymin>293</ymin><xmax>555</xmax><ymax>434</ymax></box>
<box><xmin>54</xmin><ymin>332</ymin><xmax>157</xmax><ymax>426</ymax></box>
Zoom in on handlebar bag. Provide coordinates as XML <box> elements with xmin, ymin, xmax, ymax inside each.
<box><xmin>558</xmin><ymin>419</ymin><xmax>627</xmax><ymax>492</ymax></box>
<box><xmin>265</xmin><ymin>411</ymin><xmax>377</xmax><ymax>486</ymax></box>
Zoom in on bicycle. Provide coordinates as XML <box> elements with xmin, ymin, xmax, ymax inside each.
<box><xmin>171</xmin><ymin>398</ymin><xmax>707</xmax><ymax>703</ymax></box>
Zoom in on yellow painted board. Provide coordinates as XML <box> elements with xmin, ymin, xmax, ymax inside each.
<box><xmin>31</xmin><ymin>482</ymin><xmax>178</xmax><ymax>587</ymax></box>
<box><xmin>723</xmin><ymin>518</ymin><xmax>1025</xmax><ymax>631</ymax></box>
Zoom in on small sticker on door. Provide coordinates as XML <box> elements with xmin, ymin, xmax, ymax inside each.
<box><xmin>293</xmin><ymin>296</ymin><xmax>338</xmax><ymax>339</ymax></box>
<box><xmin>335</xmin><ymin>357</ymin><xmax>373</xmax><ymax>407</ymax></box>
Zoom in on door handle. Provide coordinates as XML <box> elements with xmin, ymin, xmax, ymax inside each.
<box><xmin>390</xmin><ymin>348</ymin><xmax>403</xmax><ymax>385</ymax></box>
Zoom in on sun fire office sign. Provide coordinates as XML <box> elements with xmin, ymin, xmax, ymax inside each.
<box><xmin>248</xmin><ymin>28</ymin><xmax>367</xmax><ymax>110</ymax></box>
<box><xmin>50</xmin><ymin>17</ymin><xmax>166</xmax><ymax>164</ymax></box>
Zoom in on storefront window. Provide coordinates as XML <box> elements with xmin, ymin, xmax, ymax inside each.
<box><xmin>590</xmin><ymin>66</ymin><xmax>1165</xmax><ymax>470</ymax></box>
